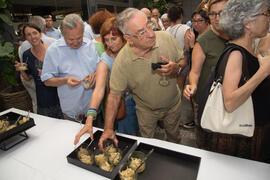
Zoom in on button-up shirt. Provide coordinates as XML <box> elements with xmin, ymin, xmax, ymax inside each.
<box><xmin>46</xmin><ymin>27</ymin><xmax>61</xmax><ymax>39</ymax></box>
<box><xmin>41</xmin><ymin>37</ymin><xmax>100</xmax><ymax>118</ymax></box>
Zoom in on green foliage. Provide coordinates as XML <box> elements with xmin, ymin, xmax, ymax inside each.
<box><xmin>0</xmin><ymin>0</ymin><xmax>17</xmax><ymax>86</ymax></box>
<box><xmin>0</xmin><ymin>9</ymin><xmax>12</xmax><ymax>25</ymax></box>
<box><xmin>144</xmin><ymin>0</ymin><xmax>168</xmax><ymax>15</ymax></box>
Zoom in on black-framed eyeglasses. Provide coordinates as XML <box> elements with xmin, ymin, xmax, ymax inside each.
<box><xmin>208</xmin><ymin>11</ymin><xmax>222</xmax><ymax>18</ymax></box>
<box><xmin>253</xmin><ymin>12</ymin><xmax>270</xmax><ymax>18</ymax></box>
<box><xmin>192</xmin><ymin>18</ymin><xmax>206</xmax><ymax>23</ymax></box>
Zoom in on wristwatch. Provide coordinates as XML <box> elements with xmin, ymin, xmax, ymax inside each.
<box><xmin>177</xmin><ymin>64</ymin><xmax>182</xmax><ymax>76</ymax></box>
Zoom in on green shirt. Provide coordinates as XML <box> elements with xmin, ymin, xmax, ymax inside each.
<box><xmin>195</xmin><ymin>29</ymin><xmax>227</xmax><ymax>102</ymax></box>
<box><xmin>93</xmin><ymin>40</ymin><xmax>105</xmax><ymax>57</ymax></box>
<box><xmin>110</xmin><ymin>31</ymin><xmax>184</xmax><ymax>111</ymax></box>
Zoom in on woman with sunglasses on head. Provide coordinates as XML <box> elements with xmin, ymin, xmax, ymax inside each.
<box><xmin>74</xmin><ymin>17</ymin><xmax>138</xmax><ymax>144</ymax></box>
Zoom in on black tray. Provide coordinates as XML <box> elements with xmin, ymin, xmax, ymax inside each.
<box><xmin>0</xmin><ymin>112</ymin><xmax>35</xmax><ymax>143</ymax></box>
<box><xmin>67</xmin><ymin>130</ymin><xmax>137</xmax><ymax>179</ymax></box>
<box><xmin>115</xmin><ymin>142</ymin><xmax>201</xmax><ymax>180</ymax></box>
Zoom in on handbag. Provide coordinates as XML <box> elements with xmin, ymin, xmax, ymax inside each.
<box><xmin>199</xmin><ymin>43</ymin><xmax>255</xmax><ymax>137</ymax></box>
<box><xmin>106</xmin><ymin>82</ymin><xmax>126</xmax><ymax>120</ymax></box>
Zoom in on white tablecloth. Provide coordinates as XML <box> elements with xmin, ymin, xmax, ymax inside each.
<box><xmin>0</xmin><ymin>108</ymin><xmax>269</xmax><ymax>180</ymax></box>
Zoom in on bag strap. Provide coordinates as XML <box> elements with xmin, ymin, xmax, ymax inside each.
<box><xmin>214</xmin><ymin>43</ymin><xmax>250</xmax><ymax>85</ymax></box>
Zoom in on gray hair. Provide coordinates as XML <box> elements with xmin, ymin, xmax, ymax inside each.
<box><xmin>28</xmin><ymin>16</ymin><xmax>46</xmax><ymax>32</ymax></box>
<box><xmin>60</xmin><ymin>13</ymin><xmax>84</xmax><ymax>34</ymax></box>
<box><xmin>220</xmin><ymin>0</ymin><xmax>269</xmax><ymax>40</ymax></box>
<box><xmin>161</xmin><ymin>13</ymin><xmax>168</xmax><ymax>20</ymax></box>
<box><xmin>117</xmin><ymin>8</ymin><xmax>146</xmax><ymax>35</ymax></box>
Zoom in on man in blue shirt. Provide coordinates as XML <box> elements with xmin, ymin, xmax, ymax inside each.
<box><xmin>44</xmin><ymin>15</ymin><xmax>61</xmax><ymax>39</ymax></box>
<box><xmin>41</xmin><ymin>14</ymin><xmax>100</xmax><ymax>119</ymax></box>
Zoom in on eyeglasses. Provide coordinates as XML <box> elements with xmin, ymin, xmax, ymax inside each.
<box><xmin>192</xmin><ymin>18</ymin><xmax>206</xmax><ymax>24</ymax></box>
<box><xmin>127</xmin><ymin>22</ymin><xmax>153</xmax><ymax>39</ymax></box>
<box><xmin>253</xmin><ymin>12</ymin><xmax>270</xmax><ymax>18</ymax></box>
<box><xmin>208</xmin><ymin>11</ymin><xmax>222</xmax><ymax>18</ymax></box>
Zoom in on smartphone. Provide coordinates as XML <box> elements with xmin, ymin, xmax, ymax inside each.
<box><xmin>151</xmin><ymin>62</ymin><xmax>168</xmax><ymax>70</ymax></box>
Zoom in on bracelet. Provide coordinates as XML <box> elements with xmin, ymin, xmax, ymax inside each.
<box><xmin>87</xmin><ymin>109</ymin><xmax>97</xmax><ymax>119</ymax></box>
<box><xmin>88</xmin><ymin>108</ymin><xmax>97</xmax><ymax>112</ymax></box>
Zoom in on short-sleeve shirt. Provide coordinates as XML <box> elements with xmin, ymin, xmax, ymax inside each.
<box><xmin>195</xmin><ymin>29</ymin><xmax>227</xmax><ymax>102</ymax></box>
<box><xmin>23</xmin><ymin>49</ymin><xmax>60</xmax><ymax>108</ymax></box>
<box><xmin>101</xmin><ymin>52</ymin><xmax>114</xmax><ymax>71</ymax></box>
<box><xmin>41</xmin><ymin>37</ymin><xmax>100</xmax><ymax>118</ymax></box>
<box><xmin>110</xmin><ymin>31</ymin><xmax>184</xmax><ymax>111</ymax></box>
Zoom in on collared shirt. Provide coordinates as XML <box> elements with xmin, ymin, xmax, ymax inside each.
<box><xmin>83</xmin><ymin>22</ymin><xmax>99</xmax><ymax>40</ymax></box>
<box><xmin>18</xmin><ymin>33</ymin><xmax>56</xmax><ymax>61</ymax></box>
<box><xmin>46</xmin><ymin>27</ymin><xmax>61</xmax><ymax>39</ymax></box>
<box><xmin>110</xmin><ymin>31</ymin><xmax>183</xmax><ymax>111</ymax></box>
<box><xmin>41</xmin><ymin>37</ymin><xmax>100</xmax><ymax>118</ymax></box>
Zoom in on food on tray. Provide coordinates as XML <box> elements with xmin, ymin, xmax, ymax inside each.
<box><xmin>5</xmin><ymin>124</ymin><xmax>17</xmax><ymax>131</ymax></box>
<box><xmin>18</xmin><ymin>65</ymin><xmax>28</xmax><ymax>71</ymax></box>
<box><xmin>94</xmin><ymin>153</ymin><xmax>107</xmax><ymax>165</ymax></box>
<box><xmin>119</xmin><ymin>167</ymin><xmax>136</xmax><ymax>180</ymax></box>
<box><xmin>0</xmin><ymin>120</ymin><xmax>9</xmax><ymax>134</ymax></box>
<box><xmin>105</xmin><ymin>144</ymin><xmax>117</xmax><ymax>154</ymax></box>
<box><xmin>99</xmin><ymin>161</ymin><xmax>113</xmax><ymax>172</ymax></box>
<box><xmin>19</xmin><ymin>116</ymin><xmax>30</xmax><ymax>125</ymax></box>
<box><xmin>77</xmin><ymin>147</ymin><xmax>93</xmax><ymax>165</ymax></box>
<box><xmin>108</xmin><ymin>151</ymin><xmax>122</xmax><ymax>165</ymax></box>
<box><xmin>83</xmin><ymin>80</ymin><xmax>90</xmax><ymax>89</ymax></box>
<box><xmin>129</xmin><ymin>157</ymin><xmax>145</xmax><ymax>173</ymax></box>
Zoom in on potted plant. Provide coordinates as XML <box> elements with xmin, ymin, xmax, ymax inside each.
<box><xmin>0</xmin><ymin>0</ymin><xmax>32</xmax><ymax>111</ymax></box>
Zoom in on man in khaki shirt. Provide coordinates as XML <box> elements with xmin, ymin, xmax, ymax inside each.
<box><xmin>99</xmin><ymin>8</ymin><xmax>186</xmax><ymax>149</ymax></box>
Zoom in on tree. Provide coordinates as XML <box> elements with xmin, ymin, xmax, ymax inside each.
<box><xmin>0</xmin><ymin>0</ymin><xmax>18</xmax><ymax>86</ymax></box>
<box><xmin>144</xmin><ymin>0</ymin><xmax>168</xmax><ymax>15</ymax></box>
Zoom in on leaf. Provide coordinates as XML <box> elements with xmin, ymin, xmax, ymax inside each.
<box><xmin>0</xmin><ymin>41</ymin><xmax>14</xmax><ymax>57</ymax></box>
<box><xmin>0</xmin><ymin>10</ymin><xmax>13</xmax><ymax>26</ymax></box>
<box><xmin>0</xmin><ymin>0</ymin><xmax>7</xmax><ymax>9</ymax></box>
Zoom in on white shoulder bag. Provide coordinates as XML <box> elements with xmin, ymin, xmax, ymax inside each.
<box><xmin>200</xmin><ymin>44</ymin><xmax>255</xmax><ymax>137</ymax></box>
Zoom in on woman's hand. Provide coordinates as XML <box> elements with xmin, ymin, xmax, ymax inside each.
<box><xmin>14</xmin><ymin>61</ymin><xmax>27</xmax><ymax>71</ymax></box>
<box><xmin>186</xmin><ymin>29</ymin><xmax>196</xmax><ymax>49</ymax></box>
<box><xmin>74</xmin><ymin>116</ymin><xmax>94</xmax><ymax>145</ymax></box>
<box><xmin>257</xmin><ymin>53</ymin><xmax>270</xmax><ymax>77</ymax></box>
<box><xmin>184</xmin><ymin>84</ymin><xmax>197</xmax><ymax>100</ymax></box>
<box><xmin>87</xmin><ymin>73</ymin><xmax>96</xmax><ymax>88</ymax></box>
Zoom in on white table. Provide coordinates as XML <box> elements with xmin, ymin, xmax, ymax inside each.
<box><xmin>0</xmin><ymin>108</ymin><xmax>269</xmax><ymax>180</ymax></box>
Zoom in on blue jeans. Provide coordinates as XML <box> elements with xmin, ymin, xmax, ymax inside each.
<box><xmin>117</xmin><ymin>97</ymin><xmax>138</xmax><ymax>135</ymax></box>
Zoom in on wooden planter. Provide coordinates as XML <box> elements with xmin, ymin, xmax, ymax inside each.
<box><xmin>0</xmin><ymin>86</ymin><xmax>32</xmax><ymax>112</ymax></box>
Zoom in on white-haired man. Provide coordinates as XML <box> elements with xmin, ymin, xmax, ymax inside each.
<box><xmin>98</xmin><ymin>8</ymin><xmax>186</xmax><ymax>149</ymax></box>
<box><xmin>41</xmin><ymin>14</ymin><xmax>100</xmax><ymax>120</ymax></box>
